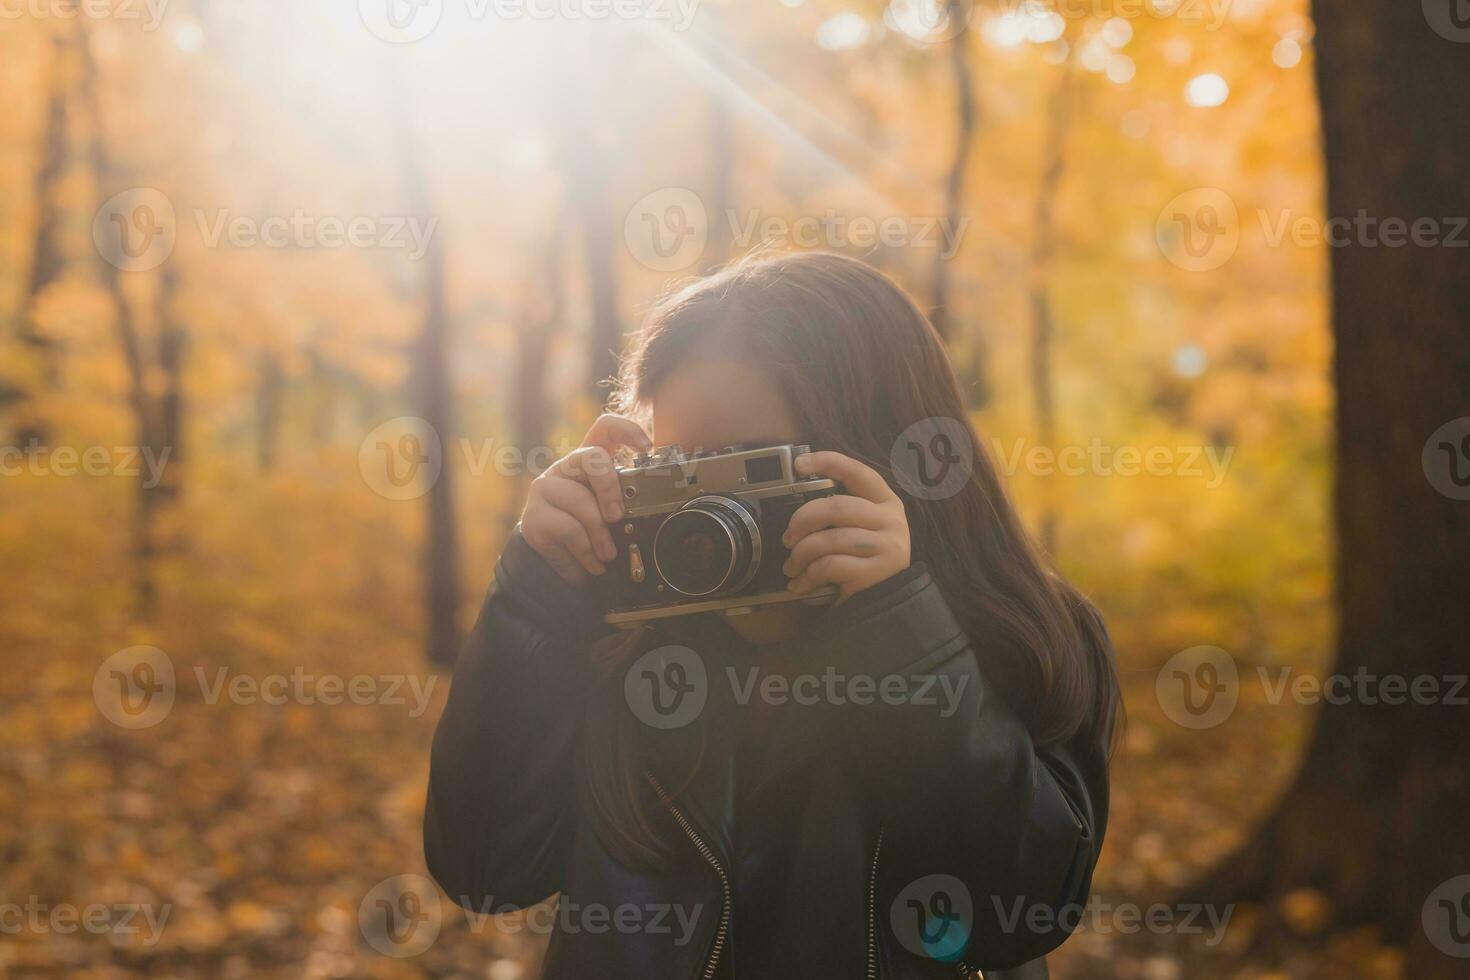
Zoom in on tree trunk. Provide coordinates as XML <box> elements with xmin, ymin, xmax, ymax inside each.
<box><xmin>388</xmin><ymin>63</ymin><xmax>461</xmax><ymax>669</ymax></box>
<box><xmin>256</xmin><ymin>351</ymin><xmax>284</xmax><ymax>471</ymax></box>
<box><xmin>929</xmin><ymin>7</ymin><xmax>974</xmax><ymax>347</ymax></box>
<box><xmin>12</xmin><ymin>28</ymin><xmax>72</xmax><ymax>446</ymax></box>
<box><xmin>1184</xmin><ymin>4</ymin><xmax>1470</xmax><ymax>974</ymax></box>
<box><xmin>568</xmin><ymin>174</ymin><xmax>622</xmax><ymax>406</ymax></box>
<box><xmin>1027</xmin><ymin>59</ymin><xmax>1077</xmax><ymax>556</ymax></box>
<box><xmin>511</xmin><ymin>212</ymin><xmax>567</xmax><ymax>516</ymax></box>
<box><xmin>77</xmin><ymin>20</ymin><xmax>174</xmax><ymax>619</ymax></box>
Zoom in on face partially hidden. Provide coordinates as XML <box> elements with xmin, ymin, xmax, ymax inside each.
<box><xmin>648</xmin><ymin>354</ymin><xmax>808</xmax><ymax>645</ymax></box>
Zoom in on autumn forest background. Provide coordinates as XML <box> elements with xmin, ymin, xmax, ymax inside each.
<box><xmin>3</xmin><ymin>0</ymin><xmax>1468</xmax><ymax>978</ymax></box>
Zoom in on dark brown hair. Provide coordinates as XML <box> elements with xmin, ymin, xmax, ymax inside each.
<box><xmin>582</xmin><ymin>251</ymin><xmax>1120</xmax><ymax>868</ymax></box>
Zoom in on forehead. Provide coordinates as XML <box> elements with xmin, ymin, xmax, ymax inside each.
<box><xmin>648</xmin><ymin>354</ymin><xmax>802</xmax><ymax>452</ymax></box>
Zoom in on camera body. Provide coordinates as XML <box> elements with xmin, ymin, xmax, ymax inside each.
<box><xmin>597</xmin><ymin>443</ymin><xmax>839</xmax><ymax>626</ymax></box>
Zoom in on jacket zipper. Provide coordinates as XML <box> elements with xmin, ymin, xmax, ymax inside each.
<box><xmin>866</xmin><ymin>828</ymin><xmax>885</xmax><ymax>980</ymax></box>
<box><xmin>866</xmin><ymin>827</ymin><xmax>978</xmax><ymax>980</ymax></box>
<box><xmin>646</xmin><ymin>772</ymin><xmax>731</xmax><ymax>980</ymax></box>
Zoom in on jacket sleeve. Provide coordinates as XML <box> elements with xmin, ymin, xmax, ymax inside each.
<box><xmin>802</xmin><ymin>563</ymin><xmax>1113</xmax><ymax>972</ymax></box>
<box><xmin>422</xmin><ymin>529</ymin><xmax>610</xmax><ymax>911</ymax></box>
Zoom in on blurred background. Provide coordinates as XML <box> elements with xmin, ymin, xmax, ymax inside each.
<box><xmin>6</xmin><ymin>0</ymin><xmax>1449</xmax><ymax>977</ymax></box>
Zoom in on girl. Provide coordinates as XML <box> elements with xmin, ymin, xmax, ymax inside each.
<box><xmin>425</xmin><ymin>252</ymin><xmax>1119</xmax><ymax>979</ymax></box>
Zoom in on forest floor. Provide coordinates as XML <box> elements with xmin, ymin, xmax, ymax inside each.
<box><xmin>0</xmin><ymin>469</ymin><xmax>1403</xmax><ymax>979</ymax></box>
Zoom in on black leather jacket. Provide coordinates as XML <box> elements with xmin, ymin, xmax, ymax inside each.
<box><xmin>424</xmin><ymin>531</ymin><xmax>1110</xmax><ymax>979</ymax></box>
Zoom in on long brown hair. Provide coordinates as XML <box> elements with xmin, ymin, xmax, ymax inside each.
<box><xmin>582</xmin><ymin>251</ymin><xmax>1119</xmax><ymax>868</ymax></box>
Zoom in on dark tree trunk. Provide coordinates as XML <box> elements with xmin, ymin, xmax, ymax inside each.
<box><xmin>1027</xmin><ymin>60</ymin><xmax>1076</xmax><ymax>556</ymax></box>
<box><xmin>929</xmin><ymin>8</ymin><xmax>974</xmax><ymax>347</ymax></box>
<box><xmin>415</xmin><ymin>228</ymin><xmax>460</xmax><ymax>669</ymax></box>
<box><xmin>551</xmin><ymin>58</ymin><xmax>624</xmax><ymax>407</ymax></box>
<box><xmin>77</xmin><ymin>20</ymin><xmax>183</xmax><ymax>619</ymax></box>
<box><xmin>155</xmin><ymin>264</ymin><xmax>186</xmax><ymax>506</ymax></box>
<box><xmin>13</xmin><ymin>28</ymin><xmax>72</xmax><ymax>446</ymax></box>
<box><xmin>388</xmin><ymin>65</ymin><xmax>461</xmax><ymax>669</ymax></box>
<box><xmin>568</xmin><ymin>174</ymin><xmax>622</xmax><ymax>406</ymax></box>
<box><xmin>511</xmin><ymin>212</ymin><xmax>567</xmax><ymax>515</ymax></box>
<box><xmin>1184</xmin><ymin>4</ymin><xmax>1470</xmax><ymax>975</ymax></box>
<box><xmin>256</xmin><ymin>351</ymin><xmax>283</xmax><ymax>471</ymax></box>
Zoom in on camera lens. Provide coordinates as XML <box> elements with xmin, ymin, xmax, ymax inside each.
<box><xmin>653</xmin><ymin>496</ymin><xmax>761</xmax><ymax>597</ymax></box>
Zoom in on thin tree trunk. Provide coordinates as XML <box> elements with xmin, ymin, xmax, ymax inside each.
<box><xmin>13</xmin><ymin>28</ymin><xmax>72</xmax><ymax>446</ymax></box>
<box><xmin>1027</xmin><ymin>59</ymin><xmax>1076</xmax><ymax>556</ymax></box>
<box><xmin>387</xmin><ymin>64</ymin><xmax>461</xmax><ymax>669</ymax></box>
<box><xmin>511</xmin><ymin>212</ymin><xmax>567</xmax><ymax>517</ymax></box>
<box><xmin>256</xmin><ymin>350</ymin><xmax>283</xmax><ymax>471</ymax></box>
<box><xmin>930</xmin><ymin>6</ymin><xmax>974</xmax><ymax>347</ymax></box>
<box><xmin>1183</xmin><ymin>4</ymin><xmax>1470</xmax><ymax>974</ymax></box>
<box><xmin>77</xmin><ymin>21</ymin><xmax>170</xmax><ymax>618</ymax></box>
<box><xmin>568</xmin><ymin>176</ymin><xmax>621</xmax><ymax>406</ymax></box>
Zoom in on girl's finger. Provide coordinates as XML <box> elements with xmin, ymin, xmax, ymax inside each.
<box><xmin>549</xmin><ymin>446</ymin><xmax>625</xmax><ymax>523</ymax></box>
<box><xmin>794</xmin><ymin>451</ymin><xmax>897</xmax><ymax>505</ymax></box>
<box><xmin>538</xmin><ymin>478</ymin><xmax>617</xmax><ymax>561</ymax></box>
<box><xmin>782</xmin><ymin>527</ymin><xmax>883</xmax><ymax>579</ymax></box>
<box><xmin>581</xmin><ymin>413</ymin><xmax>653</xmax><ymax>454</ymax></box>
<box><xmin>782</xmin><ymin>495</ymin><xmax>889</xmax><ymax>548</ymax></box>
<box><xmin>524</xmin><ymin>504</ymin><xmax>607</xmax><ymax>576</ymax></box>
<box><xmin>788</xmin><ymin>554</ymin><xmax>869</xmax><ymax>595</ymax></box>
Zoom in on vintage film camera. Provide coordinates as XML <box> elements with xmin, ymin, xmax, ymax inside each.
<box><xmin>597</xmin><ymin>444</ymin><xmax>840</xmax><ymax>626</ymax></box>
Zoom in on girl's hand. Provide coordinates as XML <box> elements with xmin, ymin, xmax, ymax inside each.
<box><xmin>781</xmin><ymin>451</ymin><xmax>911</xmax><ymax>601</ymax></box>
<box><xmin>520</xmin><ymin>414</ymin><xmax>652</xmax><ymax>586</ymax></box>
